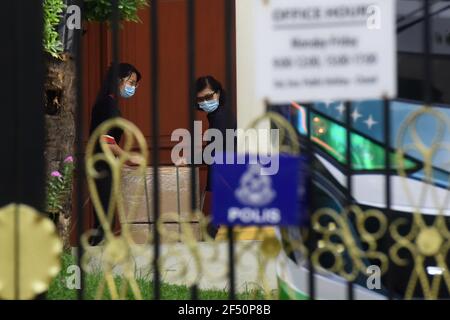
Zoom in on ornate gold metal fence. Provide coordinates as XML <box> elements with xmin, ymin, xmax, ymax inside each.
<box><xmin>1</xmin><ymin>0</ymin><xmax>450</xmax><ymax>301</ymax></box>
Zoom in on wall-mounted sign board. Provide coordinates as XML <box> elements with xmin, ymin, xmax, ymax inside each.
<box><xmin>255</xmin><ymin>0</ymin><xmax>397</xmax><ymax>103</ymax></box>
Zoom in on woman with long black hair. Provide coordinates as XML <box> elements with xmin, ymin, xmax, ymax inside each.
<box><xmin>88</xmin><ymin>63</ymin><xmax>142</xmax><ymax>245</ymax></box>
<box><xmin>195</xmin><ymin>75</ymin><xmax>236</xmax><ymax>238</ymax></box>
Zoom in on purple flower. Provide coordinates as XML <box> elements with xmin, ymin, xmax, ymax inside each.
<box><xmin>51</xmin><ymin>171</ymin><xmax>62</xmax><ymax>178</ymax></box>
<box><xmin>64</xmin><ymin>156</ymin><xmax>74</xmax><ymax>163</ymax></box>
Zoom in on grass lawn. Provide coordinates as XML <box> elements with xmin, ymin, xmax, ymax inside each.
<box><xmin>47</xmin><ymin>252</ymin><xmax>268</xmax><ymax>300</ymax></box>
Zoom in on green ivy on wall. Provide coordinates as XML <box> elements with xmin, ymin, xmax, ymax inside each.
<box><xmin>43</xmin><ymin>0</ymin><xmax>149</xmax><ymax>58</ymax></box>
<box><xmin>43</xmin><ymin>0</ymin><xmax>66</xmax><ymax>58</ymax></box>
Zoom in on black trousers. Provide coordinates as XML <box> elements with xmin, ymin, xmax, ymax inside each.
<box><xmin>91</xmin><ymin>166</ymin><xmax>117</xmax><ymax>243</ymax></box>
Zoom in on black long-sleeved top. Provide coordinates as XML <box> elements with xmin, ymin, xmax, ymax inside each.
<box><xmin>89</xmin><ymin>95</ymin><xmax>123</xmax><ymax>144</ymax></box>
<box><xmin>89</xmin><ymin>95</ymin><xmax>123</xmax><ymax>173</ymax></box>
<box><xmin>205</xmin><ymin>104</ymin><xmax>237</xmax><ymax>191</ymax></box>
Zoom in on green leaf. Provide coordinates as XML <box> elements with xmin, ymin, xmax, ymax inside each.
<box><xmin>43</xmin><ymin>0</ymin><xmax>65</xmax><ymax>57</ymax></box>
<box><xmin>83</xmin><ymin>0</ymin><xmax>148</xmax><ymax>23</ymax></box>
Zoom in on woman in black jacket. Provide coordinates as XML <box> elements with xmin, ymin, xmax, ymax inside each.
<box><xmin>196</xmin><ymin>76</ymin><xmax>236</xmax><ymax>238</ymax></box>
<box><xmin>88</xmin><ymin>63</ymin><xmax>142</xmax><ymax>245</ymax></box>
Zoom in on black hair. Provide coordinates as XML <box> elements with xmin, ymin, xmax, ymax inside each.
<box><xmin>195</xmin><ymin>75</ymin><xmax>226</xmax><ymax>108</ymax></box>
<box><xmin>95</xmin><ymin>63</ymin><xmax>141</xmax><ymax>103</ymax></box>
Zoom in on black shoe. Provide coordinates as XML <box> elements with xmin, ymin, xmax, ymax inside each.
<box><xmin>88</xmin><ymin>229</ymin><xmax>104</xmax><ymax>246</ymax></box>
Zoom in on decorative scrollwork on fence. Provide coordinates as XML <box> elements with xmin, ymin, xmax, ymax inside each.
<box><xmin>391</xmin><ymin>106</ymin><xmax>450</xmax><ymax>299</ymax></box>
<box><xmin>156</xmin><ymin>212</ymin><xmax>224</xmax><ymax>288</ymax></box>
<box><xmin>83</xmin><ymin>117</ymin><xmax>149</xmax><ymax>300</ymax></box>
<box><xmin>311</xmin><ymin>205</ymin><xmax>389</xmax><ymax>282</ymax></box>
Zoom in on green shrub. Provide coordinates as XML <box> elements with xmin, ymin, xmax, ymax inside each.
<box><xmin>84</xmin><ymin>0</ymin><xmax>149</xmax><ymax>23</ymax></box>
<box><xmin>46</xmin><ymin>156</ymin><xmax>74</xmax><ymax>215</ymax></box>
<box><xmin>43</xmin><ymin>0</ymin><xmax>66</xmax><ymax>58</ymax></box>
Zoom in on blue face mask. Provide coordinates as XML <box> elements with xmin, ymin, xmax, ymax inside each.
<box><xmin>120</xmin><ymin>84</ymin><xmax>136</xmax><ymax>98</ymax></box>
<box><xmin>199</xmin><ymin>100</ymin><xmax>219</xmax><ymax>113</ymax></box>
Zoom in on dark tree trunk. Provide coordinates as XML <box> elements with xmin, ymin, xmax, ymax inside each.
<box><xmin>44</xmin><ymin>53</ymin><xmax>77</xmax><ymax>249</ymax></box>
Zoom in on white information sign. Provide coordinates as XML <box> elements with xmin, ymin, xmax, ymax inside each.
<box><xmin>255</xmin><ymin>0</ymin><xmax>397</xmax><ymax>103</ymax></box>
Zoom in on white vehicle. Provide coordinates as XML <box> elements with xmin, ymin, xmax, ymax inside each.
<box><xmin>274</xmin><ymin>0</ymin><xmax>450</xmax><ymax>300</ymax></box>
